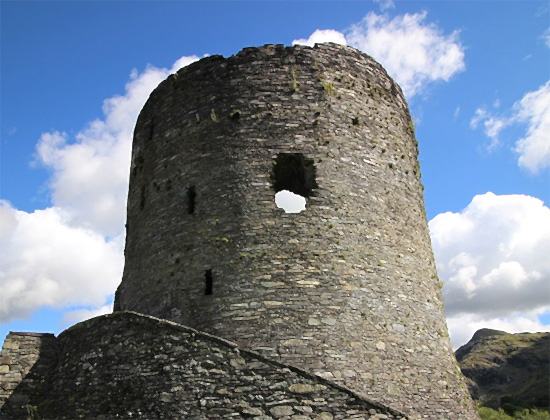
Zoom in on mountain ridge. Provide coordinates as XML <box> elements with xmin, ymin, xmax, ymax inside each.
<box><xmin>456</xmin><ymin>329</ymin><xmax>550</xmax><ymax>413</ymax></box>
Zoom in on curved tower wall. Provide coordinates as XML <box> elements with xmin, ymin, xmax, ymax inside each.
<box><xmin>115</xmin><ymin>43</ymin><xmax>477</xmax><ymax>418</ymax></box>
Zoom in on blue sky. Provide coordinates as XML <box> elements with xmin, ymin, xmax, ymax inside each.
<box><xmin>1</xmin><ymin>0</ymin><xmax>549</xmax><ymax>347</ymax></box>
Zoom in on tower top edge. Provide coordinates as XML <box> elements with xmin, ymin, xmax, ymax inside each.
<box><xmin>163</xmin><ymin>42</ymin><xmax>406</xmax><ymax>104</ymax></box>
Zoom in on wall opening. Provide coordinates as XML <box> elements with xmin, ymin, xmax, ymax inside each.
<box><xmin>204</xmin><ymin>269</ymin><xmax>213</xmax><ymax>295</ymax></box>
<box><xmin>272</xmin><ymin>153</ymin><xmax>316</xmax><ymax>213</ymax></box>
<box><xmin>275</xmin><ymin>190</ymin><xmax>306</xmax><ymax>213</ymax></box>
<box><xmin>187</xmin><ymin>186</ymin><xmax>196</xmax><ymax>214</ymax></box>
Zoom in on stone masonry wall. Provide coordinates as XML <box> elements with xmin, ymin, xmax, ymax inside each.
<box><xmin>115</xmin><ymin>43</ymin><xmax>477</xmax><ymax>418</ymax></box>
<box><xmin>2</xmin><ymin>311</ymin><xmax>405</xmax><ymax>419</ymax></box>
<box><xmin>0</xmin><ymin>332</ymin><xmax>57</xmax><ymax>419</ymax></box>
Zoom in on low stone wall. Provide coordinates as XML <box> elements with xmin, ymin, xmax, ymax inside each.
<box><xmin>1</xmin><ymin>312</ymin><xmax>405</xmax><ymax>419</ymax></box>
<box><xmin>0</xmin><ymin>332</ymin><xmax>57</xmax><ymax>418</ymax></box>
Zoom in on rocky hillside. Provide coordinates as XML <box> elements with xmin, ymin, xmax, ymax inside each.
<box><xmin>456</xmin><ymin>328</ymin><xmax>550</xmax><ymax>412</ymax></box>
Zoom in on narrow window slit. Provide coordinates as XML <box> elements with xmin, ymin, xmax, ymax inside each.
<box><xmin>148</xmin><ymin>120</ymin><xmax>155</xmax><ymax>141</ymax></box>
<box><xmin>204</xmin><ymin>269</ymin><xmax>213</xmax><ymax>295</ymax></box>
<box><xmin>187</xmin><ymin>186</ymin><xmax>196</xmax><ymax>214</ymax></box>
<box><xmin>140</xmin><ymin>186</ymin><xmax>146</xmax><ymax>210</ymax></box>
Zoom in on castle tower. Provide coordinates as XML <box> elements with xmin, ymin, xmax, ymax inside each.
<box><xmin>115</xmin><ymin>43</ymin><xmax>477</xmax><ymax>418</ymax></box>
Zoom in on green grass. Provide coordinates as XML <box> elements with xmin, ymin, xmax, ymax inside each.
<box><xmin>479</xmin><ymin>407</ymin><xmax>550</xmax><ymax>420</ymax></box>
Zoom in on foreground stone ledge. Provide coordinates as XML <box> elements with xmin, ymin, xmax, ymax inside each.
<box><xmin>1</xmin><ymin>311</ymin><xmax>406</xmax><ymax>419</ymax></box>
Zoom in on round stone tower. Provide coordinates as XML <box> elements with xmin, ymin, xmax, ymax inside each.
<box><xmin>115</xmin><ymin>43</ymin><xmax>477</xmax><ymax>418</ymax></box>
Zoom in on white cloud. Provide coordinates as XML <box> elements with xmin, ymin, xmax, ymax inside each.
<box><xmin>469</xmin><ymin>107</ymin><xmax>510</xmax><ymax>150</ymax></box>
<box><xmin>469</xmin><ymin>108</ymin><xmax>487</xmax><ymax>130</ymax></box>
<box><xmin>429</xmin><ymin>192</ymin><xmax>550</xmax><ymax>347</ymax></box>
<box><xmin>293</xmin><ymin>12</ymin><xmax>465</xmax><ymax>98</ymax></box>
<box><xmin>542</xmin><ymin>28</ymin><xmax>550</xmax><ymax>48</ymax></box>
<box><xmin>1</xmin><ymin>55</ymin><xmax>199</xmax><ymax>324</ymax></box>
<box><xmin>0</xmin><ymin>202</ymin><xmax>123</xmax><ymax>322</ymax></box>
<box><xmin>483</xmin><ymin>117</ymin><xmax>508</xmax><ymax>143</ymax></box>
<box><xmin>514</xmin><ymin>81</ymin><xmax>550</xmax><ymax>173</ymax></box>
<box><xmin>372</xmin><ymin>0</ymin><xmax>395</xmax><ymax>11</ymax></box>
<box><xmin>346</xmin><ymin>12</ymin><xmax>465</xmax><ymax>98</ymax></box>
<box><xmin>470</xmin><ymin>81</ymin><xmax>550</xmax><ymax>172</ymax></box>
<box><xmin>453</xmin><ymin>106</ymin><xmax>461</xmax><ymax>120</ymax></box>
<box><xmin>292</xmin><ymin>29</ymin><xmax>347</xmax><ymax>47</ymax></box>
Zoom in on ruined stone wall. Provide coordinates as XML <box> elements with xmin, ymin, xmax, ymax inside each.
<box><xmin>114</xmin><ymin>43</ymin><xmax>477</xmax><ymax>418</ymax></box>
<box><xmin>2</xmin><ymin>311</ymin><xmax>404</xmax><ymax>419</ymax></box>
<box><xmin>0</xmin><ymin>332</ymin><xmax>57</xmax><ymax>418</ymax></box>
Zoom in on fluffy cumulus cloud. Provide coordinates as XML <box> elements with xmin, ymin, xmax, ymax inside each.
<box><xmin>429</xmin><ymin>192</ymin><xmax>550</xmax><ymax>348</ymax></box>
<box><xmin>346</xmin><ymin>12</ymin><xmax>464</xmax><ymax>97</ymax></box>
<box><xmin>0</xmin><ymin>55</ymin><xmax>199</xmax><ymax>324</ymax></box>
<box><xmin>470</xmin><ymin>81</ymin><xmax>550</xmax><ymax>173</ymax></box>
<box><xmin>292</xmin><ymin>29</ymin><xmax>347</xmax><ymax>47</ymax></box>
<box><xmin>292</xmin><ymin>11</ymin><xmax>465</xmax><ymax>98</ymax></box>
<box><xmin>0</xmin><ymin>202</ymin><xmax>123</xmax><ymax>322</ymax></box>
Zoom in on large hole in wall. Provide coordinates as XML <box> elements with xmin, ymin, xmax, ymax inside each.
<box><xmin>272</xmin><ymin>153</ymin><xmax>316</xmax><ymax>214</ymax></box>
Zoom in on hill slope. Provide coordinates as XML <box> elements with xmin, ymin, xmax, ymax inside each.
<box><xmin>456</xmin><ymin>328</ymin><xmax>550</xmax><ymax>412</ymax></box>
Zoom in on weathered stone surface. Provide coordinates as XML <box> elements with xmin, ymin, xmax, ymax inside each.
<box><xmin>1</xmin><ymin>311</ymin><xmax>405</xmax><ymax>419</ymax></box>
<box><xmin>270</xmin><ymin>405</ymin><xmax>294</xmax><ymax>417</ymax></box>
<box><xmin>289</xmin><ymin>383</ymin><xmax>316</xmax><ymax>394</ymax></box>
<box><xmin>113</xmin><ymin>42</ymin><xmax>477</xmax><ymax>419</ymax></box>
<box><xmin>0</xmin><ymin>332</ymin><xmax>57</xmax><ymax>418</ymax></box>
